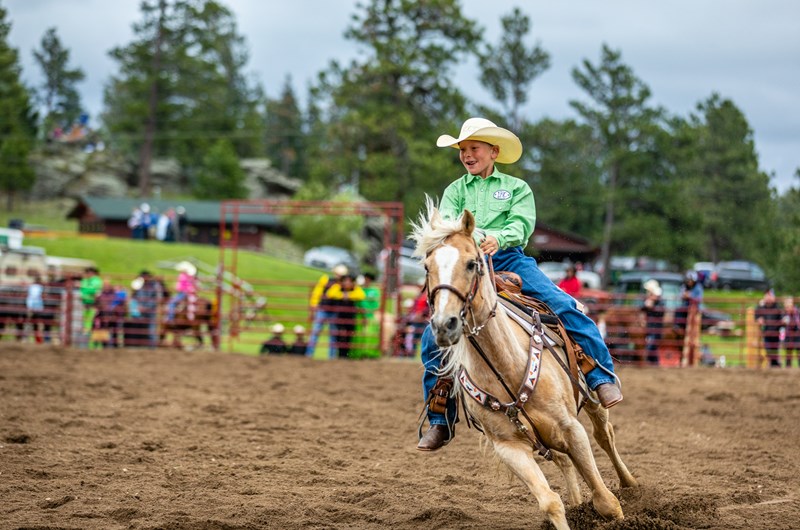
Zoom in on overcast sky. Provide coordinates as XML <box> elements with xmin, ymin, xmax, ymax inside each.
<box><xmin>5</xmin><ymin>0</ymin><xmax>799</xmax><ymax>192</ymax></box>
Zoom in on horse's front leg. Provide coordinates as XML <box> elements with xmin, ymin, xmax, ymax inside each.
<box><xmin>491</xmin><ymin>439</ymin><xmax>569</xmax><ymax>530</ymax></box>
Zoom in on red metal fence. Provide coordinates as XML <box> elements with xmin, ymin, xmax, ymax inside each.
<box><xmin>2</xmin><ymin>271</ymin><xmax>797</xmax><ymax>369</ymax></box>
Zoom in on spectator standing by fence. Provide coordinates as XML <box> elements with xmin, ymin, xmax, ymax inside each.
<box><xmin>306</xmin><ymin>265</ymin><xmax>348</xmax><ymax>358</ymax></box>
<box><xmin>641</xmin><ymin>279</ymin><xmax>665</xmax><ymax>365</ymax></box>
<box><xmin>756</xmin><ymin>289</ymin><xmax>782</xmax><ymax>367</ymax></box>
<box><xmin>782</xmin><ymin>296</ymin><xmax>800</xmax><ymax>368</ymax></box>
<box><xmin>132</xmin><ymin>270</ymin><xmax>163</xmax><ymax>347</ymax></box>
<box><xmin>79</xmin><ymin>267</ymin><xmax>103</xmax><ymax>345</ymax></box>
<box><xmin>558</xmin><ymin>264</ymin><xmax>581</xmax><ymax>297</ymax></box>
<box><xmin>325</xmin><ymin>274</ymin><xmax>365</xmax><ymax>359</ymax></box>
<box><xmin>354</xmin><ymin>272</ymin><xmax>381</xmax><ymax>358</ymax></box>
<box><xmin>25</xmin><ymin>273</ymin><xmax>45</xmax><ymax>343</ymax></box>
<box><xmin>675</xmin><ymin>272</ymin><xmax>703</xmax><ymax>338</ymax></box>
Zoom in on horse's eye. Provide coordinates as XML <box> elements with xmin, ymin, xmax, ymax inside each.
<box><xmin>466</xmin><ymin>260</ymin><xmax>477</xmax><ymax>272</ymax></box>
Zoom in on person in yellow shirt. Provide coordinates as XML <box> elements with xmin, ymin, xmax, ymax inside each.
<box><xmin>306</xmin><ymin>264</ymin><xmax>348</xmax><ymax>358</ymax></box>
<box><xmin>324</xmin><ymin>274</ymin><xmax>365</xmax><ymax>359</ymax></box>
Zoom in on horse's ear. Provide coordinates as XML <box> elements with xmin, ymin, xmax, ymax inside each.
<box><xmin>431</xmin><ymin>207</ymin><xmax>442</xmax><ymax>225</ymax></box>
<box><xmin>461</xmin><ymin>209</ymin><xmax>475</xmax><ymax>236</ymax></box>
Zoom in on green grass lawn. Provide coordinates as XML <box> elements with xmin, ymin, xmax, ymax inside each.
<box><xmin>28</xmin><ymin>234</ymin><xmax>314</xmax><ymax>280</ymax></box>
<box><xmin>0</xmin><ymin>199</ymin><xmax>78</xmax><ymax>232</ymax></box>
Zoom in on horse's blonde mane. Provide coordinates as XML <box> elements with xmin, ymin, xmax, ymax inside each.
<box><xmin>409</xmin><ymin>196</ymin><xmax>466</xmax><ymax>259</ymax></box>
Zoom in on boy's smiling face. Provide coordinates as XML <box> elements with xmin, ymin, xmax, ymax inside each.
<box><xmin>458</xmin><ymin>140</ymin><xmax>498</xmax><ymax>178</ymax></box>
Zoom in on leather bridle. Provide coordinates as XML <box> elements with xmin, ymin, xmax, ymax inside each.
<box><xmin>425</xmin><ymin>241</ymin><xmax>497</xmax><ymax>336</ymax></box>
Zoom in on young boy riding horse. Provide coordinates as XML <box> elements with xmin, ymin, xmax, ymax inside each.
<box><xmin>418</xmin><ymin>117</ymin><xmax>623</xmax><ymax>451</ymax></box>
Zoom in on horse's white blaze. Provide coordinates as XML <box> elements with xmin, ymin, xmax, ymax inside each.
<box><xmin>433</xmin><ymin>244</ymin><xmax>459</xmax><ymax>310</ymax></box>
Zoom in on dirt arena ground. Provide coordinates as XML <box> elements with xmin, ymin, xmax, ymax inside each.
<box><xmin>2</xmin><ymin>343</ymin><xmax>799</xmax><ymax>530</ymax></box>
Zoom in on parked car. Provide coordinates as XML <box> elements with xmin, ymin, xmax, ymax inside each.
<box><xmin>613</xmin><ymin>271</ymin><xmax>733</xmax><ymax>331</ymax></box>
<box><xmin>302</xmin><ymin>246</ymin><xmax>359</xmax><ymax>273</ymax></box>
<box><xmin>593</xmin><ymin>255</ymin><xmax>677</xmax><ymax>285</ymax></box>
<box><xmin>538</xmin><ymin>261</ymin><xmax>601</xmax><ymax>290</ymax></box>
<box><xmin>710</xmin><ymin>261</ymin><xmax>769</xmax><ymax>291</ymax></box>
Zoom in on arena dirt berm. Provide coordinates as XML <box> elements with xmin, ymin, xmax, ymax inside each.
<box><xmin>2</xmin><ymin>343</ymin><xmax>799</xmax><ymax>529</ymax></box>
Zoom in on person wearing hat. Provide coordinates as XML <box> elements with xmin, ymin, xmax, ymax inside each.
<box><xmin>642</xmin><ymin>279</ymin><xmax>665</xmax><ymax>365</ymax></box>
<box><xmin>132</xmin><ymin>270</ymin><xmax>164</xmax><ymax>347</ymax></box>
<box><xmin>417</xmin><ymin>117</ymin><xmax>623</xmax><ymax>452</ymax></box>
<box><xmin>675</xmin><ymin>271</ymin><xmax>703</xmax><ymax>339</ymax></box>
<box><xmin>324</xmin><ymin>273</ymin><xmax>366</xmax><ymax>359</ymax></box>
<box><xmin>756</xmin><ymin>288</ymin><xmax>782</xmax><ymax>367</ymax></box>
<box><xmin>306</xmin><ymin>264</ymin><xmax>349</xmax><ymax>358</ymax></box>
<box><xmin>260</xmin><ymin>323</ymin><xmax>288</xmax><ymax>355</ymax></box>
<box><xmin>167</xmin><ymin>261</ymin><xmax>198</xmax><ymax>322</ymax></box>
<box><xmin>289</xmin><ymin>325</ymin><xmax>308</xmax><ymax>355</ymax></box>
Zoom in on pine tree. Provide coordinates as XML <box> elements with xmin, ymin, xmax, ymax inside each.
<box><xmin>308</xmin><ymin>0</ymin><xmax>480</xmax><ymax>216</ymax></box>
<box><xmin>478</xmin><ymin>7</ymin><xmax>550</xmax><ymax>132</ymax></box>
<box><xmin>33</xmin><ymin>27</ymin><xmax>85</xmax><ymax>133</ymax></box>
<box><xmin>570</xmin><ymin>45</ymin><xmax>664</xmax><ymax>285</ymax></box>
<box><xmin>103</xmin><ymin>0</ymin><xmax>264</xmax><ymax>197</ymax></box>
<box><xmin>265</xmin><ymin>76</ymin><xmax>305</xmax><ymax>179</ymax></box>
<box><xmin>0</xmin><ymin>5</ymin><xmax>37</xmax><ymax>210</ymax></box>
<box><xmin>194</xmin><ymin>139</ymin><xmax>247</xmax><ymax>199</ymax></box>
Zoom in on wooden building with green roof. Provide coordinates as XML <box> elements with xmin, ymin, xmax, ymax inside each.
<box><xmin>67</xmin><ymin>196</ymin><xmax>283</xmax><ymax>249</ymax></box>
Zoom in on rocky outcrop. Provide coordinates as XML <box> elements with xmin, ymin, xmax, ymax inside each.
<box><xmin>30</xmin><ymin>146</ymin><xmax>131</xmax><ymax>199</ymax></box>
<box><xmin>241</xmin><ymin>158</ymin><xmax>301</xmax><ymax>200</ymax></box>
<box><xmin>29</xmin><ymin>144</ymin><xmax>300</xmax><ymax>200</ymax></box>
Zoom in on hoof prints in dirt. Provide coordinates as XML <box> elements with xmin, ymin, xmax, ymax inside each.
<box><xmin>5</xmin><ymin>433</ymin><xmax>31</xmax><ymax>444</ymax></box>
<box><xmin>538</xmin><ymin>488</ymin><xmax>719</xmax><ymax>530</ymax></box>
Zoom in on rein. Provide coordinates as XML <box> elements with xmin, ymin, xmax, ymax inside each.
<box><xmin>467</xmin><ymin>329</ymin><xmax>553</xmax><ymax>461</ymax></box>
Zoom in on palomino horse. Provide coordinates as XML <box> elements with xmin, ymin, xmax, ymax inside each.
<box><xmin>160</xmin><ymin>295</ymin><xmax>219</xmax><ymax>350</ymax></box>
<box><xmin>411</xmin><ymin>204</ymin><xmax>636</xmax><ymax>530</ymax></box>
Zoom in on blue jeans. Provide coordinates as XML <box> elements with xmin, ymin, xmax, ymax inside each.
<box><xmin>305</xmin><ymin>309</ymin><xmax>338</xmax><ymax>358</ymax></box>
<box><xmin>421</xmin><ymin>247</ymin><xmax>616</xmax><ymax>424</ymax></box>
<box><xmin>421</xmin><ymin>326</ymin><xmax>457</xmax><ymax>427</ymax></box>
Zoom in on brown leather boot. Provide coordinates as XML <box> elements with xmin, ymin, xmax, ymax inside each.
<box><xmin>416</xmin><ymin>425</ymin><xmax>452</xmax><ymax>451</ymax></box>
<box><xmin>596</xmin><ymin>383</ymin><xmax>623</xmax><ymax>409</ymax></box>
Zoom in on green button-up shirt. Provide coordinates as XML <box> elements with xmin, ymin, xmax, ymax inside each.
<box><xmin>439</xmin><ymin>166</ymin><xmax>536</xmax><ymax>250</ymax></box>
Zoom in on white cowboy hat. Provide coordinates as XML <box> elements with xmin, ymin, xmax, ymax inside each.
<box><xmin>436</xmin><ymin>117</ymin><xmax>523</xmax><ymax>164</ymax></box>
<box><xmin>293</xmin><ymin>324</ymin><xmax>306</xmax><ymax>334</ymax></box>
<box><xmin>131</xmin><ymin>277</ymin><xmax>144</xmax><ymax>291</ymax></box>
<box><xmin>331</xmin><ymin>264</ymin><xmax>348</xmax><ymax>277</ymax></box>
<box><xmin>175</xmin><ymin>261</ymin><xmax>197</xmax><ymax>276</ymax></box>
<box><xmin>643</xmin><ymin>279</ymin><xmax>662</xmax><ymax>297</ymax></box>
<box><xmin>271</xmin><ymin>323</ymin><xmax>285</xmax><ymax>334</ymax></box>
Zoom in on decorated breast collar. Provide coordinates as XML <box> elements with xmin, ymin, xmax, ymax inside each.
<box><xmin>458</xmin><ymin>323</ymin><xmax>544</xmax><ymax>413</ymax></box>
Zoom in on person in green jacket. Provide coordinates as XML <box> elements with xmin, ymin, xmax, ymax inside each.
<box><xmin>79</xmin><ymin>267</ymin><xmax>103</xmax><ymax>335</ymax></box>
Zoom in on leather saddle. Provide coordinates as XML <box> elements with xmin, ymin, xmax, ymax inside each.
<box><xmin>493</xmin><ymin>270</ymin><xmax>596</xmax><ymax>409</ymax></box>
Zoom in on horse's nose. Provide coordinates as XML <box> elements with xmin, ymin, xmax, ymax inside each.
<box><xmin>431</xmin><ymin>314</ymin><xmax>461</xmax><ymax>346</ymax></box>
